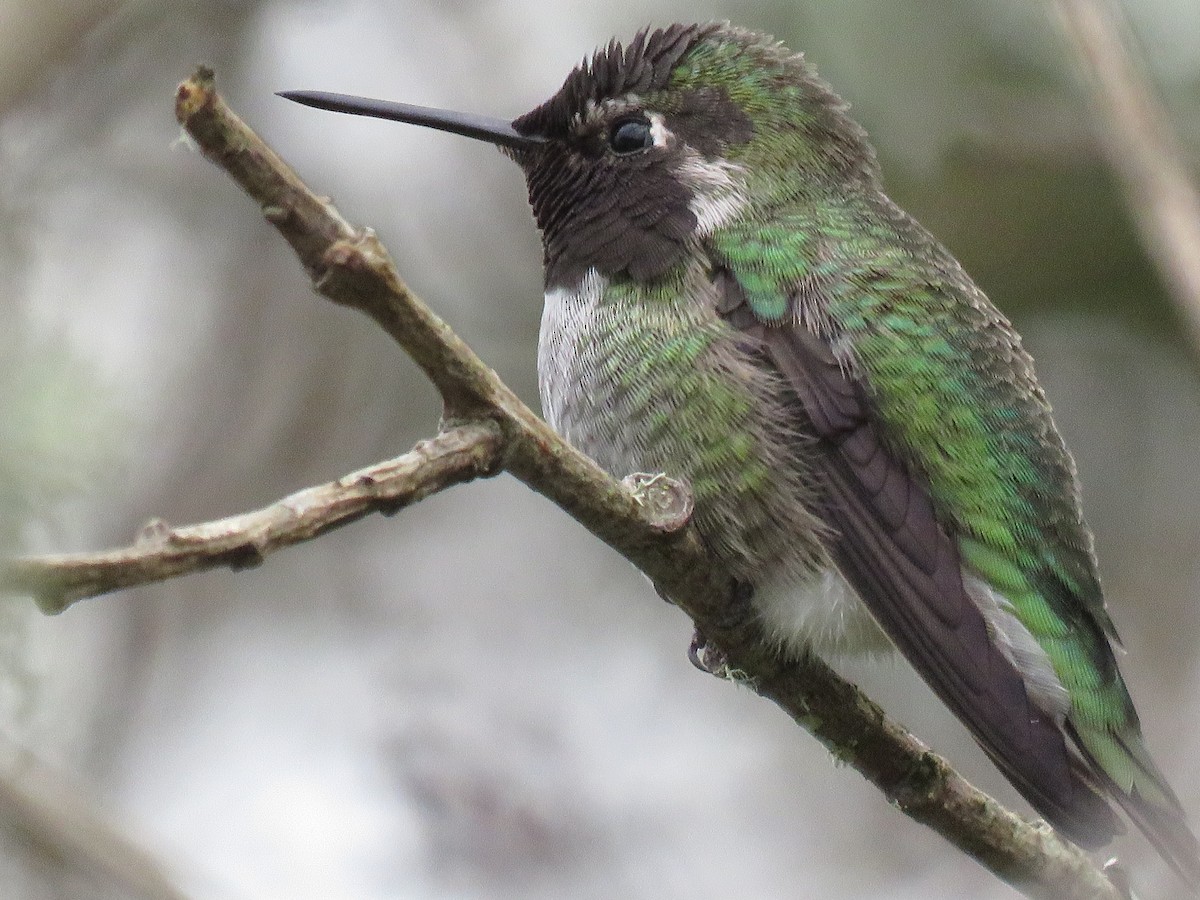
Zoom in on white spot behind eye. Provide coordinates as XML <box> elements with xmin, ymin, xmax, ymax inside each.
<box><xmin>648</xmin><ymin>112</ymin><xmax>670</xmax><ymax>149</ymax></box>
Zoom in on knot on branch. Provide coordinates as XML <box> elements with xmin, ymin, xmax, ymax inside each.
<box><xmin>621</xmin><ymin>472</ymin><xmax>693</xmax><ymax>534</ymax></box>
<box><xmin>135</xmin><ymin>518</ymin><xmax>173</xmax><ymax>548</ymax></box>
<box><xmin>315</xmin><ymin>230</ymin><xmax>397</xmax><ymax>309</ymax></box>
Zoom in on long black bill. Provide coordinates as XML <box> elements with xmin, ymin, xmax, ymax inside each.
<box><xmin>277</xmin><ymin>90</ymin><xmax>544</xmax><ymax>152</ymax></box>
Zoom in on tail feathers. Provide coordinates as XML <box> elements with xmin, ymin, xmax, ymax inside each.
<box><xmin>1116</xmin><ymin>784</ymin><xmax>1200</xmax><ymax>891</ymax></box>
<box><xmin>1074</xmin><ymin>723</ymin><xmax>1200</xmax><ymax>891</ymax></box>
<box><xmin>1110</xmin><ymin>731</ymin><xmax>1200</xmax><ymax>891</ymax></box>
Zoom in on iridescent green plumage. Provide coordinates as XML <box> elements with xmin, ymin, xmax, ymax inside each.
<box><xmin>683</xmin><ymin>27</ymin><xmax>1181</xmax><ymax>828</ymax></box>
<box><xmin>539</xmin><ymin>24</ymin><xmax>1197</xmax><ymax>879</ymax></box>
<box><xmin>282</xmin><ymin>19</ymin><xmax>1199</xmax><ymax>887</ymax></box>
<box><xmin>712</xmin><ymin>196</ymin><xmax>1179</xmax><ymax>808</ymax></box>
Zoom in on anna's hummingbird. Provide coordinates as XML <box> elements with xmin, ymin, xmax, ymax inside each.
<box><xmin>283</xmin><ymin>22</ymin><xmax>1199</xmax><ymax>885</ymax></box>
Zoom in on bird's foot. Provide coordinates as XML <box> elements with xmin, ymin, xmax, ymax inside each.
<box><xmin>721</xmin><ymin>577</ymin><xmax>756</xmax><ymax>628</ymax></box>
<box><xmin>687</xmin><ymin>579</ymin><xmax>755</xmax><ymax>678</ymax></box>
<box><xmin>688</xmin><ymin>628</ymin><xmax>728</xmax><ymax>675</ymax></box>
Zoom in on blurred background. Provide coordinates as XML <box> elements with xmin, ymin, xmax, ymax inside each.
<box><xmin>1</xmin><ymin>0</ymin><xmax>1198</xmax><ymax>897</ymax></box>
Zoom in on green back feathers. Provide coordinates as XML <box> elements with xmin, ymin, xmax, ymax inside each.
<box><xmin>715</xmin><ymin>200</ymin><xmax>1122</xmax><ymax>684</ymax></box>
<box><xmin>662</xmin><ymin>25</ymin><xmax>880</xmax><ymax>187</ymax></box>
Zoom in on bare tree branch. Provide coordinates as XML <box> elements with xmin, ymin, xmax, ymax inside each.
<box><xmin>0</xmin><ymin>0</ymin><xmax>123</xmax><ymax>112</ymax></box>
<box><xmin>1053</xmin><ymin>0</ymin><xmax>1200</xmax><ymax>356</ymax></box>
<box><xmin>0</xmin><ymin>747</ymin><xmax>193</xmax><ymax>900</ymax></box>
<box><xmin>0</xmin><ymin>67</ymin><xmax>1128</xmax><ymax>900</ymax></box>
<box><xmin>3</xmin><ymin>421</ymin><xmax>504</xmax><ymax>613</ymax></box>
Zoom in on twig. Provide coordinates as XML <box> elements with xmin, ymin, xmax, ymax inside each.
<box><xmin>0</xmin><ymin>749</ymin><xmax>192</xmax><ymax>900</ymax></box>
<box><xmin>0</xmin><ymin>67</ymin><xmax>1126</xmax><ymax>899</ymax></box>
<box><xmin>2</xmin><ymin>421</ymin><xmax>504</xmax><ymax>613</ymax></box>
<box><xmin>1053</xmin><ymin>0</ymin><xmax>1200</xmax><ymax>356</ymax></box>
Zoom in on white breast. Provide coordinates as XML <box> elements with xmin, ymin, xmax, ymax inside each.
<box><xmin>537</xmin><ymin>269</ymin><xmax>608</xmax><ymax>437</ymax></box>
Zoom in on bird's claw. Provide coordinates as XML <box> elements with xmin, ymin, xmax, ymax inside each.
<box><xmin>688</xmin><ymin>628</ymin><xmax>730</xmax><ymax>676</ymax></box>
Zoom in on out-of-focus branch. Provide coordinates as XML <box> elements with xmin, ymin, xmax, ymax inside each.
<box><xmin>1053</xmin><ymin>0</ymin><xmax>1200</xmax><ymax>356</ymax></box>
<box><xmin>2</xmin><ymin>422</ymin><xmax>503</xmax><ymax>613</ymax></box>
<box><xmin>0</xmin><ymin>68</ymin><xmax>1126</xmax><ymax>900</ymax></box>
<box><xmin>0</xmin><ymin>0</ymin><xmax>123</xmax><ymax>112</ymax></box>
<box><xmin>0</xmin><ymin>748</ymin><xmax>191</xmax><ymax>900</ymax></box>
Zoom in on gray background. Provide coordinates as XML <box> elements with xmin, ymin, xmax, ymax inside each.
<box><xmin>1</xmin><ymin>1</ymin><xmax>1198</xmax><ymax>897</ymax></box>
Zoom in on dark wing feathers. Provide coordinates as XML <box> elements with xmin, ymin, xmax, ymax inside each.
<box><xmin>715</xmin><ymin>267</ymin><xmax>1120</xmax><ymax>846</ymax></box>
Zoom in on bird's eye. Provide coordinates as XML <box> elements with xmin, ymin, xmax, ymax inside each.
<box><xmin>609</xmin><ymin>117</ymin><xmax>653</xmax><ymax>154</ymax></box>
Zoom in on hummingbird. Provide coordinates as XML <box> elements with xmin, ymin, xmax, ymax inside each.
<box><xmin>281</xmin><ymin>22</ymin><xmax>1200</xmax><ymax>885</ymax></box>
